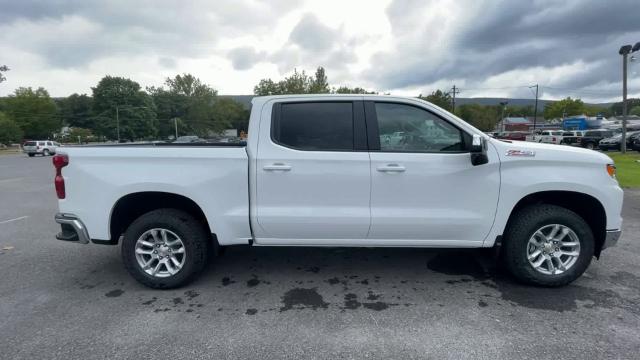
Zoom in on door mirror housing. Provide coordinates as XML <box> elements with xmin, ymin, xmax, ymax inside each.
<box><xmin>470</xmin><ymin>134</ymin><xmax>488</xmax><ymax>166</ymax></box>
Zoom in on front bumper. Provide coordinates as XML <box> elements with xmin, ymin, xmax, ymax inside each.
<box><xmin>602</xmin><ymin>230</ymin><xmax>622</xmax><ymax>250</ymax></box>
<box><xmin>54</xmin><ymin>213</ymin><xmax>90</xmax><ymax>244</ymax></box>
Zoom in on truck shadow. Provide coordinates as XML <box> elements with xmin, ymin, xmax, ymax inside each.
<box><xmin>184</xmin><ymin>246</ymin><xmax>636</xmax><ymax>315</ymax></box>
<box><xmin>83</xmin><ymin>245</ymin><xmax>638</xmax><ymax>317</ymax></box>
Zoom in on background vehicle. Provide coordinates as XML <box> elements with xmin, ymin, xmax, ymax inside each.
<box><xmin>23</xmin><ymin>140</ymin><xmax>59</xmax><ymax>157</ymax></box>
<box><xmin>496</xmin><ymin>131</ymin><xmax>528</xmax><ymax>141</ymax></box>
<box><xmin>52</xmin><ymin>95</ymin><xmax>623</xmax><ymax>289</ymax></box>
<box><xmin>632</xmin><ymin>133</ymin><xmax>640</xmax><ymax>151</ymax></box>
<box><xmin>598</xmin><ymin>131</ymin><xmax>640</xmax><ymax>151</ymax></box>
<box><xmin>173</xmin><ymin>135</ymin><xmax>204</xmax><ymax>143</ymax></box>
<box><xmin>560</xmin><ymin>130</ymin><xmax>585</xmax><ymax>146</ymax></box>
<box><xmin>525</xmin><ymin>130</ymin><xmax>564</xmax><ymax>144</ymax></box>
<box><xmin>580</xmin><ymin>130</ymin><xmax>615</xmax><ymax>150</ymax></box>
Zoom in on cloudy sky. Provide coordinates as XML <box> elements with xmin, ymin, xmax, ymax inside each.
<box><xmin>1</xmin><ymin>0</ymin><xmax>639</xmax><ymax>102</ymax></box>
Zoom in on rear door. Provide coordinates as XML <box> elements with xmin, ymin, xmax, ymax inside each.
<box><xmin>254</xmin><ymin>99</ymin><xmax>371</xmax><ymax>242</ymax></box>
<box><xmin>366</xmin><ymin>100</ymin><xmax>500</xmax><ymax>245</ymax></box>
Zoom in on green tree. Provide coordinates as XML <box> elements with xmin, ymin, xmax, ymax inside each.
<box><xmin>5</xmin><ymin>87</ymin><xmax>60</xmax><ymax>139</ymax></box>
<box><xmin>149</xmin><ymin>73</ymin><xmax>226</xmax><ymax>138</ymax></box>
<box><xmin>543</xmin><ymin>97</ymin><xmax>585</xmax><ymax>119</ymax></box>
<box><xmin>334</xmin><ymin>86</ymin><xmax>375</xmax><ymax>94</ymax></box>
<box><xmin>0</xmin><ymin>112</ymin><xmax>23</xmax><ymax>145</ymax></box>
<box><xmin>66</xmin><ymin>127</ymin><xmax>94</xmax><ymax>144</ymax></box>
<box><xmin>211</xmin><ymin>98</ymin><xmax>249</xmax><ymax>134</ymax></box>
<box><xmin>584</xmin><ymin>104</ymin><xmax>611</xmax><ymax>117</ymax></box>
<box><xmin>253</xmin><ymin>79</ymin><xmax>281</xmax><ymax>96</ymax></box>
<box><xmin>254</xmin><ymin>67</ymin><xmax>378</xmax><ymax>96</ymax></box>
<box><xmin>91</xmin><ymin>76</ymin><xmax>157</xmax><ymax>141</ymax></box>
<box><xmin>254</xmin><ymin>67</ymin><xmax>339</xmax><ymax>95</ymax></box>
<box><xmin>420</xmin><ymin>90</ymin><xmax>452</xmax><ymax>112</ymax></box>
<box><xmin>629</xmin><ymin>106</ymin><xmax>640</xmax><ymax>117</ymax></box>
<box><xmin>506</xmin><ymin>105</ymin><xmax>535</xmax><ymax>117</ymax></box>
<box><xmin>610</xmin><ymin>98</ymin><xmax>640</xmax><ymax>116</ymax></box>
<box><xmin>0</xmin><ymin>65</ymin><xmax>8</xmax><ymax>83</ymax></box>
<box><xmin>457</xmin><ymin>104</ymin><xmax>499</xmax><ymax>131</ymax></box>
<box><xmin>308</xmin><ymin>67</ymin><xmax>330</xmax><ymax>94</ymax></box>
<box><xmin>58</xmin><ymin>93</ymin><xmax>94</xmax><ymax>129</ymax></box>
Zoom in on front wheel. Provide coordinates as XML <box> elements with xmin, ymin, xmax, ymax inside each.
<box><xmin>43</xmin><ymin>149</ymin><xmax>50</xmax><ymax>156</ymax></box>
<box><xmin>122</xmin><ymin>209</ymin><xmax>210</xmax><ymax>289</ymax></box>
<box><xmin>501</xmin><ymin>204</ymin><xmax>594</xmax><ymax>287</ymax></box>
<box><xmin>585</xmin><ymin>142</ymin><xmax>595</xmax><ymax>150</ymax></box>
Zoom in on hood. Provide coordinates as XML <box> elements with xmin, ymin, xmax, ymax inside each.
<box><xmin>489</xmin><ymin>138</ymin><xmax>613</xmax><ymax>165</ymax></box>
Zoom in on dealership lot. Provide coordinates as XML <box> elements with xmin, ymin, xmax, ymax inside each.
<box><xmin>1</xmin><ymin>153</ymin><xmax>639</xmax><ymax>359</ymax></box>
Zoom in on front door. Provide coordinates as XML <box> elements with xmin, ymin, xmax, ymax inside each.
<box><xmin>367</xmin><ymin>101</ymin><xmax>500</xmax><ymax>245</ymax></box>
<box><xmin>254</xmin><ymin>100</ymin><xmax>371</xmax><ymax>242</ymax></box>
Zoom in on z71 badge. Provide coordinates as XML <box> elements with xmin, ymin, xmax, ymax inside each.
<box><xmin>506</xmin><ymin>149</ymin><xmax>536</xmax><ymax>157</ymax></box>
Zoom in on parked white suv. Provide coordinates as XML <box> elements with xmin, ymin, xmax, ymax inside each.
<box><xmin>51</xmin><ymin>95</ymin><xmax>623</xmax><ymax>289</ymax></box>
<box><xmin>23</xmin><ymin>140</ymin><xmax>59</xmax><ymax>157</ymax></box>
<box><xmin>525</xmin><ymin>130</ymin><xmax>564</xmax><ymax>144</ymax></box>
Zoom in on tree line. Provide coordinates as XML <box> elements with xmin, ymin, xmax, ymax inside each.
<box><xmin>1</xmin><ymin>65</ymin><xmax>638</xmax><ymax>145</ymax></box>
<box><xmin>0</xmin><ymin>73</ymin><xmax>249</xmax><ymax>145</ymax></box>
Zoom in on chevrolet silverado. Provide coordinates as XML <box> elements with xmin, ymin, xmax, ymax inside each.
<box><xmin>52</xmin><ymin>95</ymin><xmax>623</xmax><ymax>288</ymax></box>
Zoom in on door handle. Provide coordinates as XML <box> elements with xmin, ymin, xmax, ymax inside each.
<box><xmin>377</xmin><ymin>164</ymin><xmax>406</xmax><ymax>172</ymax></box>
<box><xmin>263</xmin><ymin>163</ymin><xmax>292</xmax><ymax>171</ymax></box>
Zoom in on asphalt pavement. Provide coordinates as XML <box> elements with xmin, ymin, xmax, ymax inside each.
<box><xmin>1</xmin><ymin>153</ymin><xmax>639</xmax><ymax>359</ymax></box>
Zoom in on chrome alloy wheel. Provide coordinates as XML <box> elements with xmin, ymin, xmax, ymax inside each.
<box><xmin>527</xmin><ymin>224</ymin><xmax>581</xmax><ymax>275</ymax></box>
<box><xmin>134</xmin><ymin>228</ymin><xmax>186</xmax><ymax>278</ymax></box>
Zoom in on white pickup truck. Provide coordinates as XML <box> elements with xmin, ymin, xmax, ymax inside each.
<box><xmin>53</xmin><ymin>95</ymin><xmax>623</xmax><ymax>289</ymax></box>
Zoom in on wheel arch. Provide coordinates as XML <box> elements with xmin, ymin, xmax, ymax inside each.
<box><xmin>504</xmin><ymin>190</ymin><xmax>607</xmax><ymax>257</ymax></box>
<box><xmin>109</xmin><ymin>191</ymin><xmax>215</xmax><ymax>246</ymax></box>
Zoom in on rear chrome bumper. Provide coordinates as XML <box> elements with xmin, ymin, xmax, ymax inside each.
<box><xmin>603</xmin><ymin>230</ymin><xmax>622</xmax><ymax>250</ymax></box>
<box><xmin>54</xmin><ymin>213</ymin><xmax>90</xmax><ymax>244</ymax></box>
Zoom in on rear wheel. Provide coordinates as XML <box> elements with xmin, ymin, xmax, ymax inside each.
<box><xmin>585</xmin><ymin>142</ymin><xmax>595</xmax><ymax>150</ymax></box>
<box><xmin>502</xmin><ymin>204</ymin><xmax>594</xmax><ymax>287</ymax></box>
<box><xmin>27</xmin><ymin>153</ymin><xmax>35</xmax><ymax>157</ymax></box>
<box><xmin>43</xmin><ymin>149</ymin><xmax>50</xmax><ymax>156</ymax></box>
<box><xmin>122</xmin><ymin>209</ymin><xmax>209</xmax><ymax>289</ymax></box>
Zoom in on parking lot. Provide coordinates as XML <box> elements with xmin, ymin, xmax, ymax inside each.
<box><xmin>1</xmin><ymin>153</ymin><xmax>639</xmax><ymax>359</ymax></box>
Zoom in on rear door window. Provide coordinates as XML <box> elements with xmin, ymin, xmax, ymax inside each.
<box><xmin>272</xmin><ymin>102</ymin><xmax>354</xmax><ymax>151</ymax></box>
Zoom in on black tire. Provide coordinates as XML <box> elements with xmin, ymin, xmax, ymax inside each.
<box><xmin>43</xmin><ymin>149</ymin><xmax>50</xmax><ymax>156</ymax></box>
<box><xmin>501</xmin><ymin>204</ymin><xmax>594</xmax><ymax>287</ymax></box>
<box><xmin>122</xmin><ymin>209</ymin><xmax>210</xmax><ymax>289</ymax></box>
<box><xmin>585</xmin><ymin>142</ymin><xmax>595</xmax><ymax>150</ymax></box>
<box><xmin>28</xmin><ymin>153</ymin><xmax>35</xmax><ymax>157</ymax></box>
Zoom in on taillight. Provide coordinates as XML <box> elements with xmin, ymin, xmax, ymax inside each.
<box><xmin>52</xmin><ymin>154</ymin><xmax>69</xmax><ymax>199</ymax></box>
<box><xmin>606</xmin><ymin>164</ymin><xmax>617</xmax><ymax>179</ymax></box>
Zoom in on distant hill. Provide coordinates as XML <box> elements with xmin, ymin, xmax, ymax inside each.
<box><xmin>220</xmin><ymin>95</ymin><xmax>614</xmax><ymax>110</ymax></box>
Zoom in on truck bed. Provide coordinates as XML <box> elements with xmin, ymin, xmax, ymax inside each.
<box><xmin>56</xmin><ymin>145</ymin><xmax>251</xmax><ymax>245</ymax></box>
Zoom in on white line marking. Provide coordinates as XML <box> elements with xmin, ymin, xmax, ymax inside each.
<box><xmin>0</xmin><ymin>177</ymin><xmax>23</xmax><ymax>184</ymax></box>
<box><xmin>0</xmin><ymin>216</ymin><xmax>29</xmax><ymax>224</ymax></box>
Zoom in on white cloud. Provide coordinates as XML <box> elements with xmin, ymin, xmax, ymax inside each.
<box><xmin>0</xmin><ymin>0</ymin><xmax>638</xmax><ymax>103</ymax></box>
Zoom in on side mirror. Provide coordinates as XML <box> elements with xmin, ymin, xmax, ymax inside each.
<box><xmin>470</xmin><ymin>134</ymin><xmax>489</xmax><ymax>166</ymax></box>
